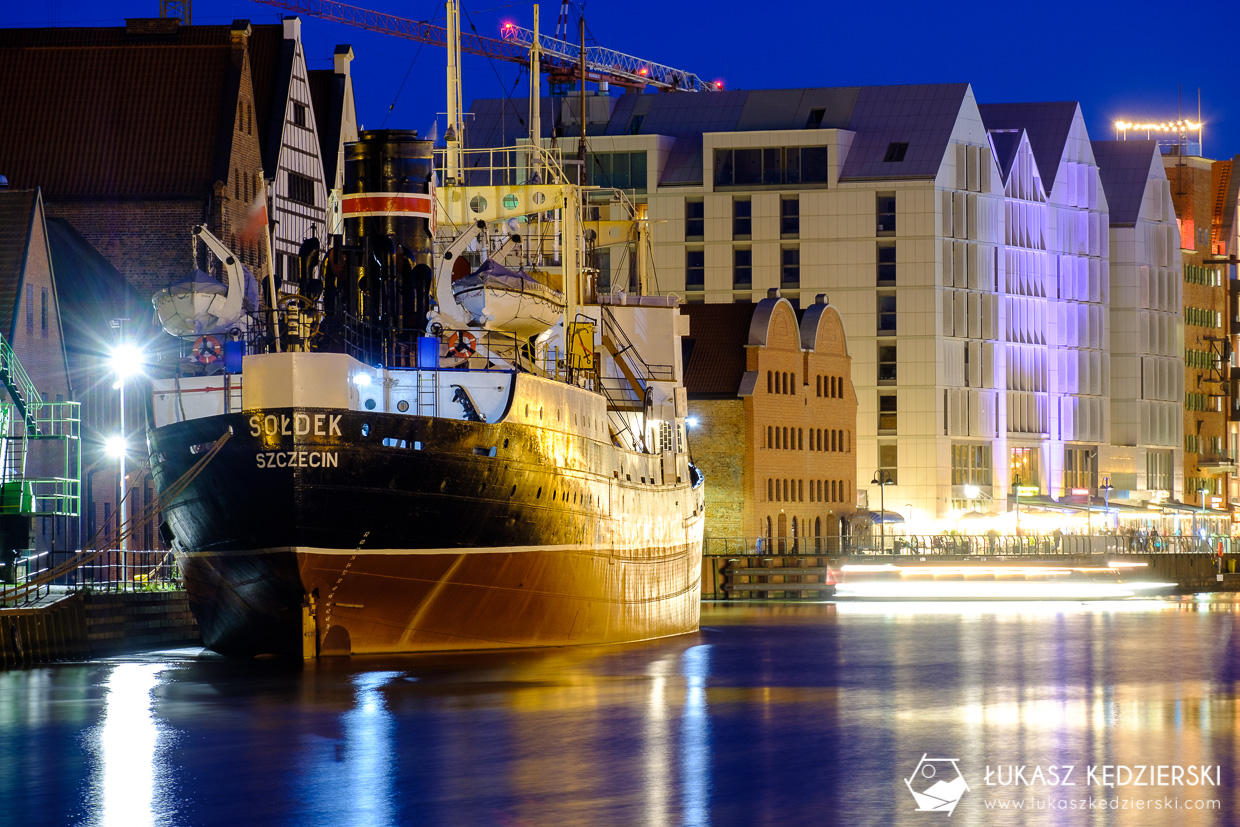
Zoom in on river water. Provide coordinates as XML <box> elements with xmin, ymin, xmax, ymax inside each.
<box><xmin>2</xmin><ymin>597</ymin><xmax>1237</xmax><ymax>826</ymax></box>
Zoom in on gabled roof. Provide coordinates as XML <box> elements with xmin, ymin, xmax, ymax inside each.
<box><xmin>249</xmin><ymin>24</ymin><xmax>293</xmax><ymax>178</ymax></box>
<box><xmin>0</xmin><ymin>20</ymin><xmax>250</xmax><ymax>198</ymax></box>
<box><xmin>1091</xmin><ymin>140</ymin><xmax>1159</xmax><ymax>227</ymax></box>
<box><xmin>839</xmin><ymin>83</ymin><xmax>971</xmax><ymax>180</ymax></box>
<box><xmin>680</xmin><ymin>302</ymin><xmax>756</xmax><ymax>396</ymax></box>
<box><xmin>987</xmin><ymin>129</ymin><xmax>1024</xmax><ymax>185</ymax></box>
<box><xmin>466</xmin><ymin>82</ymin><xmax>972</xmax><ymax>187</ymax></box>
<box><xmin>977</xmin><ymin>102</ymin><xmax>1080</xmax><ymax>193</ymax></box>
<box><xmin>0</xmin><ymin>188</ymin><xmax>38</xmax><ymax>336</ymax></box>
<box><xmin>308</xmin><ymin>67</ymin><xmax>345</xmax><ymax>187</ymax></box>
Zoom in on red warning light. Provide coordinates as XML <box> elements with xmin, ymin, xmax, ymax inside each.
<box><xmin>714</xmin><ymin>80</ymin><xmax>724</xmax><ymax>90</ymax></box>
<box><xmin>639</xmin><ymin>67</ymin><xmax>648</xmax><ymax>76</ymax></box>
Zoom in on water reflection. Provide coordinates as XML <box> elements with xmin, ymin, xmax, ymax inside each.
<box><xmin>314</xmin><ymin>671</ymin><xmax>401</xmax><ymax>826</ymax></box>
<box><xmin>2</xmin><ymin>598</ymin><xmax>1236</xmax><ymax>825</ymax></box>
<box><xmin>85</xmin><ymin>664</ymin><xmax>173</xmax><ymax>827</ymax></box>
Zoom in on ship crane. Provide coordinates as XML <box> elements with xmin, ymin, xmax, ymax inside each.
<box><xmin>254</xmin><ymin>0</ymin><xmax>720</xmax><ymax>93</ymax></box>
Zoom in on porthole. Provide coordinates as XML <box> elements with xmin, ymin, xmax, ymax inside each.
<box><xmin>361</xmin><ymin>423</ymin><xmax>370</xmax><ymax>437</ymax></box>
<box><xmin>510</xmin><ymin>484</ymin><xmax>517</xmax><ymax>497</ymax></box>
<box><xmin>532</xmin><ymin>191</ymin><xmax>545</xmax><ymax>205</ymax></box>
<box><xmin>440</xmin><ymin>480</ymin><xmax>448</xmax><ymax>493</ymax></box>
<box><xmin>503</xmin><ymin>438</ymin><xmax>509</xmax><ymax>449</ymax></box>
<box><xmin>502</xmin><ymin>193</ymin><xmax>519</xmax><ymax>210</ymax></box>
<box><xmin>469</xmin><ymin>194</ymin><xmax>488</xmax><ymax>213</ymax></box>
<box><xmin>397</xmin><ymin>400</ymin><xmax>409</xmax><ymax>413</ymax></box>
<box><xmin>364</xmin><ymin>398</ymin><xmax>377</xmax><ymax>410</ymax></box>
<box><xmin>536</xmin><ymin>487</ymin><xmax>542</xmax><ymax>499</ymax></box>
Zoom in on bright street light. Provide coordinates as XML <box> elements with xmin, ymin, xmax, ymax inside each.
<box><xmin>104</xmin><ymin>434</ymin><xmax>126</xmax><ymax>458</ymax></box>
<box><xmin>109</xmin><ymin>342</ymin><xmax>146</xmax><ymax>383</ymax></box>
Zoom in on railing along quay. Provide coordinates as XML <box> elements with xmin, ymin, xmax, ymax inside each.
<box><xmin>701</xmin><ymin>533</ymin><xmax>1240</xmax><ymax>558</ymax></box>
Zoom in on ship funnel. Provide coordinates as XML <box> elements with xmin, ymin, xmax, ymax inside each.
<box><xmin>342</xmin><ymin>130</ymin><xmax>435</xmax><ymax>333</ymax></box>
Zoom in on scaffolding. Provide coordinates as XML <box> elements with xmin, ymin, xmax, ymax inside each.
<box><xmin>0</xmin><ymin>335</ymin><xmax>81</xmax><ymax>518</ymax></box>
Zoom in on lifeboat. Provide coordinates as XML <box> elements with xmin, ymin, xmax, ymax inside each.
<box><xmin>452</xmin><ymin>259</ymin><xmax>565</xmax><ymax>339</ymax></box>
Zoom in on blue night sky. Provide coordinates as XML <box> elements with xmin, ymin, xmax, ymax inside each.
<box><xmin>4</xmin><ymin>0</ymin><xmax>1240</xmax><ymax>160</ymax></box>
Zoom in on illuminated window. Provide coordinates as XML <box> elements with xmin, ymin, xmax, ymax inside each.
<box><xmin>878</xmin><ymin>442</ymin><xmax>898</xmax><ymax>485</ymax></box>
<box><xmin>878</xmin><ymin>394</ymin><xmax>897</xmax><ymax>434</ymax></box>
<box><xmin>878</xmin><ymin>344</ymin><xmax>897</xmax><ymax>383</ymax></box>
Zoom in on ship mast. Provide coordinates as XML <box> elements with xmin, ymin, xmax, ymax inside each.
<box><xmin>444</xmin><ymin>0</ymin><xmax>464</xmax><ymax>185</ymax></box>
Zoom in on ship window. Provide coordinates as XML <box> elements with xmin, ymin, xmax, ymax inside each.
<box><xmin>470</xmin><ymin>195</ymin><xmax>488</xmax><ymax>213</ymax></box>
<box><xmin>361</xmin><ymin>424</ymin><xmax>370</xmax><ymax>436</ymax></box>
<box><xmin>364</xmin><ymin>398</ymin><xmax>377</xmax><ymax>410</ymax></box>
<box><xmin>439</xmin><ymin>480</ymin><xmax>448</xmax><ymax>492</ymax></box>
<box><xmin>503</xmin><ymin>438</ymin><xmax>509</xmax><ymax>448</ymax></box>
<box><xmin>510</xmin><ymin>485</ymin><xmax>517</xmax><ymax>497</ymax></box>
<box><xmin>474</xmin><ymin>446</ymin><xmax>497</xmax><ymax>457</ymax></box>
<box><xmin>413</xmin><ymin>441</ymin><xmax>422</xmax><ymax>450</ymax></box>
<box><xmin>397</xmin><ymin>400</ymin><xmax>409</xmax><ymax>412</ymax></box>
<box><xmin>537</xmin><ymin>487</ymin><xmax>542</xmax><ymax>498</ymax></box>
<box><xmin>502</xmin><ymin>194</ymin><xmax>519</xmax><ymax>210</ymax></box>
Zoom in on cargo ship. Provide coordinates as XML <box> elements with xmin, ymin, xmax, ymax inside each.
<box><xmin>145</xmin><ymin>129</ymin><xmax>703</xmax><ymax>658</ymax></box>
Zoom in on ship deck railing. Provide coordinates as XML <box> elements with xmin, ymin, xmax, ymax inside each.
<box><xmin>436</xmin><ymin>144</ymin><xmax>571</xmax><ymax>189</ymax></box>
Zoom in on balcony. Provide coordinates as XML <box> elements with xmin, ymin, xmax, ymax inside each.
<box><xmin>1195</xmin><ymin>454</ymin><xmax>1238</xmax><ymax>473</ymax></box>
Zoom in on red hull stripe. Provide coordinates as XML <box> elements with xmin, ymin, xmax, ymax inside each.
<box><xmin>341</xmin><ymin>192</ymin><xmax>434</xmax><ymax>218</ymax></box>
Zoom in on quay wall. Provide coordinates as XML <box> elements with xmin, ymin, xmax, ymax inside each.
<box><xmin>0</xmin><ymin>591</ymin><xmax>201</xmax><ymax>668</ymax></box>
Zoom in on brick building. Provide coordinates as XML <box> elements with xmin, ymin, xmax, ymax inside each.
<box><xmin>0</xmin><ymin>17</ymin><xmax>348</xmax><ymax>551</ymax></box>
<box><xmin>683</xmin><ymin>291</ymin><xmax>857</xmax><ymax>550</ymax></box>
<box><xmin>1161</xmin><ymin>150</ymin><xmax>1234</xmax><ymax>506</ymax></box>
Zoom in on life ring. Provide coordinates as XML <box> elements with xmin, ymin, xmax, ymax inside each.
<box><xmin>446</xmin><ymin>330</ymin><xmax>477</xmax><ymax>358</ymax></box>
<box><xmin>194</xmin><ymin>335</ymin><xmax>222</xmax><ymax>364</ymax></box>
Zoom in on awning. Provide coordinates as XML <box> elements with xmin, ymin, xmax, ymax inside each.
<box><xmin>854</xmin><ymin>509</ymin><xmax>905</xmax><ymax>525</ymax></box>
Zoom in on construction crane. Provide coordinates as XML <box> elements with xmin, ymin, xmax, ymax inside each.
<box><xmin>254</xmin><ymin>0</ymin><xmax>719</xmax><ymax>93</ymax></box>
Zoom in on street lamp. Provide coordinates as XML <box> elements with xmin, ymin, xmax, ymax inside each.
<box><xmin>108</xmin><ymin>331</ymin><xmax>146</xmax><ymax>581</ymax></box>
<box><xmin>870</xmin><ymin>470</ymin><xmax>894</xmax><ymax>553</ymax></box>
<box><xmin>1101</xmin><ymin>476</ymin><xmax>1115</xmax><ymax>533</ymax></box>
<box><xmin>1198</xmin><ymin>487</ymin><xmax>1210</xmax><ymax>552</ymax></box>
<box><xmin>1011</xmin><ymin>474</ymin><xmax>1022</xmax><ymax>537</ymax></box>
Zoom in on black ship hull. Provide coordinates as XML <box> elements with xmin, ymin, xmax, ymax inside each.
<box><xmin>149</xmin><ymin>408</ymin><xmax>703</xmax><ymax>658</ymax></box>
